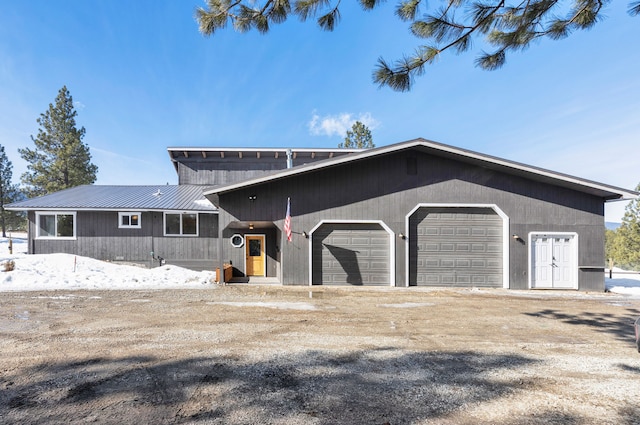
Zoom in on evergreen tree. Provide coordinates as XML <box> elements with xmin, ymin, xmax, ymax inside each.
<box><xmin>605</xmin><ymin>228</ymin><xmax>621</xmax><ymax>270</ymax></box>
<box><xmin>20</xmin><ymin>86</ymin><xmax>98</xmax><ymax>197</ymax></box>
<box><xmin>0</xmin><ymin>145</ymin><xmax>26</xmax><ymax>236</ymax></box>
<box><xmin>196</xmin><ymin>0</ymin><xmax>640</xmax><ymax>91</ymax></box>
<box><xmin>614</xmin><ymin>182</ymin><xmax>640</xmax><ymax>270</ymax></box>
<box><xmin>338</xmin><ymin>121</ymin><xmax>375</xmax><ymax>149</ymax></box>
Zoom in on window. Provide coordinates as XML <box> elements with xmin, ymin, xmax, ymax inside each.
<box><xmin>164</xmin><ymin>212</ymin><xmax>198</xmax><ymax>236</ymax></box>
<box><xmin>119</xmin><ymin>212</ymin><xmax>141</xmax><ymax>229</ymax></box>
<box><xmin>230</xmin><ymin>234</ymin><xmax>244</xmax><ymax>248</ymax></box>
<box><xmin>36</xmin><ymin>212</ymin><xmax>76</xmax><ymax>239</ymax></box>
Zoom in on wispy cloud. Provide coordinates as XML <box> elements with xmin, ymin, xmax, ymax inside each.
<box><xmin>74</xmin><ymin>101</ymin><xmax>86</xmax><ymax>110</ymax></box>
<box><xmin>308</xmin><ymin>111</ymin><xmax>380</xmax><ymax>137</ymax></box>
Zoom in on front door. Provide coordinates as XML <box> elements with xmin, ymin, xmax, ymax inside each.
<box><xmin>245</xmin><ymin>235</ymin><xmax>266</xmax><ymax>277</ymax></box>
<box><xmin>530</xmin><ymin>233</ymin><xmax>577</xmax><ymax>289</ymax></box>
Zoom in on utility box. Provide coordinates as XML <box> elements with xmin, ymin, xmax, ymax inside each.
<box><xmin>216</xmin><ymin>263</ymin><xmax>233</xmax><ymax>283</ymax></box>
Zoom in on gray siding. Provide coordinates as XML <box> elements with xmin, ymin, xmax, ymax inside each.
<box><xmin>28</xmin><ymin>211</ymin><xmax>219</xmax><ymax>270</ymax></box>
<box><xmin>176</xmin><ymin>155</ymin><xmax>346</xmax><ymax>185</ymax></box>
<box><xmin>216</xmin><ymin>149</ymin><xmax>605</xmax><ymax>290</ymax></box>
<box><xmin>221</xmin><ymin>225</ymin><xmax>279</xmax><ymax>278</ymax></box>
<box><xmin>177</xmin><ymin>160</ymin><xmax>283</xmax><ymax>186</ymax></box>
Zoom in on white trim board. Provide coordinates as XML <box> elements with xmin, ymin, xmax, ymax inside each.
<box><xmin>204</xmin><ymin>139</ymin><xmax>638</xmax><ymax>200</ymax></box>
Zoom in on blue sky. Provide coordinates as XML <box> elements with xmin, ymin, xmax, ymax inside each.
<box><xmin>0</xmin><ymin>1</ymin><xmax>638</xmax><ymax>221</ymax></box>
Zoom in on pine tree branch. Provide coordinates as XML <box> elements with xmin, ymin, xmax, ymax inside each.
<box><xmin>317</xmin><ymin>0</ymin><xmax>341</xmax><ymax>30</ymax></box>
<box><xmin>197</xmin><ymin>0</ymin><xmax>245</xmax><ymax>35</ymax></box>
<box><xmin>197</xmin><ymin>0</ymin><xmax>636</xmax><ymax>91</ymax></box>
<box><xmin>295</xmin><ymin>0</ymin><xmax>331</xmax><ymax>21</ymax></box>
<box><xmin>375</xmin><ymin>0</ymin><xmax>507</xmax><ymax>91</ymax></box>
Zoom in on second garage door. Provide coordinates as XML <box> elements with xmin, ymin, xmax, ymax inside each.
<box><xmin>311</xmin><ymin>222</ymin><xmax>390</xmax><ymax>286</ymax></box>
<box><xmin>409</xmin><ymin>207</ymin><xmax>503</xmax><ymax>287</ymax></box>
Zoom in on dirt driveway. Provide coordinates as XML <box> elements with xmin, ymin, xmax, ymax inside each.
<box><xmin>1</xmin><ymin>285</ymin><xmax>639</xmax><ymax>425</ymax></box>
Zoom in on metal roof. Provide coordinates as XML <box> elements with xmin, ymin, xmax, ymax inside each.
<box><xmin>204</xmin><ymin>138</ymin><xmax>639</xmax><ymax>201</ymax></box>
<box><xmin>5</xmin><ymin>185</ymin><xmax>217</xmax><ymax>212</ymax></box>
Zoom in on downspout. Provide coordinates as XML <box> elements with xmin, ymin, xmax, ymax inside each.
<box><xmin>286</xmin><ymin>149</ymin><xmax>293</xmax><ymax>169</ymax></box>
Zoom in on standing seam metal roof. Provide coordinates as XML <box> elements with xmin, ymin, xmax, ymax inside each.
<box><xmin>5</xmin><ymin>185</ymin><xmax>217</xmax><ymax>212</ymax></box>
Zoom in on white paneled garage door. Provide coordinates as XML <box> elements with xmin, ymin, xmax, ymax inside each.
<box><xmin>311</xmin><ymin>223</ymin><xmax>390</xmax><ymax>286</ymax></box>
<box><xmin>409</xmin><ymin>207</ymin><xmax>503</xmax><ymax>287</ymax></box>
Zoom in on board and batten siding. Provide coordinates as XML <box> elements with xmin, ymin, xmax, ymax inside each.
<box><xmin>28</xmin><ymin>211</ymin><xmax>219</xmax><ymax>270</ymax></box>
<box><xmin>216</xmin><ymin>148</ymin><xmax>606</xmax><ymax>289</ymax></box>
<box><xmin>176</xmin><ymin>154</ymin><xmax>346</xmax><ymax>185</ymax></box>
<box><xmin>177</xmin><ymin>160</ymin><xmax>284</xmax><ymax>186</ymax></box>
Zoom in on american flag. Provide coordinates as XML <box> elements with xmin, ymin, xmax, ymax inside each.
<box><xmin>284</xmin><ymin>197</ymin><xmax>292</xmax><ymax>242</ymax></box>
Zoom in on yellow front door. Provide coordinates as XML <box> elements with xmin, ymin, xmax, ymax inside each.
<box><xmin>245</xmin><ymin>235</ymin><xmax>265</xmax><ymax>276</ymax></box>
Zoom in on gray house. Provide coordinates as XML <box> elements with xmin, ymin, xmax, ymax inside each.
<box><xmin>205</xmin><ymin>138</ymin><xmax>637</xmax><ymax>291</ymax></box>
<box><xmin>7</xmin><ymin>139</ymin><xmax>637</xmax><ymax>291</ymax></box>
<box><xmin>6</xmin><ymin>148</ymin><xmax>358</xmax><ymax>271</ymax></box>
<box><xmin>6</xmin><ymin>185</ymin><xmax>218</xmax><ymax>270</ymax></box>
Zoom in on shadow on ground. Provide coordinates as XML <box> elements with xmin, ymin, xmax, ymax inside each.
<box><xmin>1</xmin><ymin>349</ymin><xmax>544</xmax><ymax>424</ymax></box>
<box><xmin>524</xmin><ymin>308</ymin><xmax>640</xmax><ymax>348</ymax></box>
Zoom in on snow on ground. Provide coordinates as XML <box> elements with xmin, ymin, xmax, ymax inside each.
<box><xmin>605</xmin><ymin>267</ymin><xmax>640</xmax><ymax>296</ymax></box>
<box><xmin>0</xmin><ymin>233</ymin><xmax>215</xmax><ymax>291</ymax></box>
<box><xmin>0</xmin><ymin>232</ymin><xmax>639</xmax><ymax>295</ymax></box>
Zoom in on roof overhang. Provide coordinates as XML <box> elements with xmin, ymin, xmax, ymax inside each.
<box><xmin>5</xmin><ymin>207</ymin><xmax>218</xmax><ymax>213</ymax></box>
<box><xmin>203</xmin><ymin>138</ymin><xmax>639</xmax><ymax>201</ymax></box>
<box><xmin>166</xmin><ymin>147</ymin><xmax>363</xmax><ymax>173</ymax></box>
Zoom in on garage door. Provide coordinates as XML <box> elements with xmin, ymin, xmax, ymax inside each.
<box><xmin>409</xmin><ymin>207</ymin><xmax>503</xmax><ymax>287</ymax></box>
<box><xmin>312</xmin><ymin>223</ymin><xmax>390</xmax><ymax>285</ymax></box>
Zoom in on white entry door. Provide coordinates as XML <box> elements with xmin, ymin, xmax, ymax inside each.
<box><xmin>530</xmin><ymin>233</ymin><xmax>578</xmax><ymax>289</ymax></box>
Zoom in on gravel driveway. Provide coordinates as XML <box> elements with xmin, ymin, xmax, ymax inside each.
<box><xmin>1</xmin><ymin>286</ymin><xmax>639</xmax><ymax>424</ymax></box>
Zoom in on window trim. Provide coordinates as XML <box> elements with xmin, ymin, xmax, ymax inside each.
<box><xmin>35</xmin><ymin>211</ymin><xmax>77</xmax><ymax>240</ymax></box>
<box><xmin>230</xmin><ymin>233</ymin><xmax>245</xmax><ymax>248</ymax></box>
<box><xmin>118</xmin><ymin>211</ymin><xmax>142</xmax><ymax>229</ymax></box>
<box><xmin>163</xmin><ymin>212</ymin><xmax>199</xmax><ymax>237</ymax></box>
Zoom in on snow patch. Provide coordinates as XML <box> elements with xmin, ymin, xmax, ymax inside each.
<box><xmin>0</xmin><ymin>234</ymin><xmax>216</xmax><ymax>292</ymax></box>
<box><xmin>194</xmin><ymin>199</ymin><xmax>214</xmax><ymax>207</ymax></box>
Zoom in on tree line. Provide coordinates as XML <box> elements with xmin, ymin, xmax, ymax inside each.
<box><xmin>0</xmin><ymin>86</ymin><xmax>98</xmax><ymax>237</ymax></box>
<box><xmin>606</xmin><ymin>184</ymin><xmax>640</xmax><ymax>271</ymax></box>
